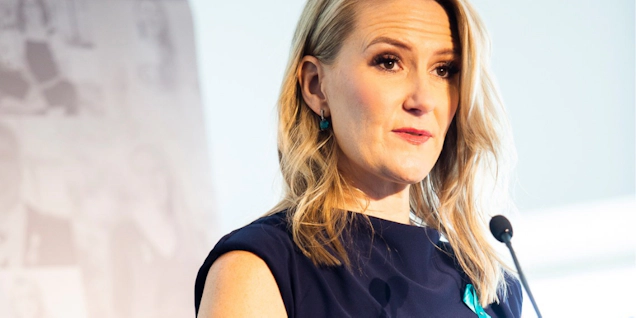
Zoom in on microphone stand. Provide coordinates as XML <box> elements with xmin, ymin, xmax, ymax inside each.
<box><xmin>501</xmin><ymin>232</ymin><xmax>542</xmax><ymax>318</ymax></box>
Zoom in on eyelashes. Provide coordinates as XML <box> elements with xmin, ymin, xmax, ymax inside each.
<box><xmin>372</xmin><ymin>54</ymin><xmax>401</xmax><ymax>71</ymax></box>
<box><xmin>371</xmin><ymin>53</ymin><xmax>460</xmax><ymax>79</ymax></box>
<box><xmin>433</xmin><ymin>61</ymin><xmax>460</xmax><ymax>78</ymax></box>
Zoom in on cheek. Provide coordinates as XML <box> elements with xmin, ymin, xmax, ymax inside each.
<box><xmin>329</xmin><ymin>68</ymin><xmax>396</xmax><ymax>131</ymax></box>
<box><xmin>326</xmin><ymin>68</ymin><xmax>394</xmax><ymax>169</ymax></box>
<box><xmin>438</xmin><ymin>85</ymin><xmax>459</xmax><ymax>131</ymax></box>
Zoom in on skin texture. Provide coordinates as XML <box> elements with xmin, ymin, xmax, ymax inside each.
<box><xmin>198</xmin><ymin>1</ymin><xmax>459</xmax><ymax>316</ymax></box>
<box><xmin>197</xmin><ymin>251</ymin><xmax>286</xmax><ymax>317</ymax></box>
<box><xmin>302</xmin><ymin>0</ymin><xmax>459</xmax><ymax>223</ymax></box>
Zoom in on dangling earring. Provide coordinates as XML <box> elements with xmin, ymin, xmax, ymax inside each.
<box><xmin>319</xmin><ymin>109</ymin><xmax>330</xmax><ymax>131</ymax></box>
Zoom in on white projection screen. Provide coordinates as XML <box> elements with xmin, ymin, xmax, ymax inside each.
<box><xmin>0</xmin><ymin>0</ymin><xmax>214</xmax><ymax>317</ymax></box>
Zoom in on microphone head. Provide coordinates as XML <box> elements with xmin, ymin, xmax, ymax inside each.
<box><xmin>489</xmin><ymin>215</ymin><xmax>513</xmax><ymax>243</ymax></box>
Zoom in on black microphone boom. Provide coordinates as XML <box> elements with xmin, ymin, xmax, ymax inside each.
<box><xmin>489</xmin><ymin>215</ymin><xmax>542</xmax><ymax>318</ymax></box>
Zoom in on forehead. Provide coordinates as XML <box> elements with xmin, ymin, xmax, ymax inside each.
<box><xmin>350</xmin><ymin>0</ymin><xmax>455</xmax><ymax>49</ymax></box>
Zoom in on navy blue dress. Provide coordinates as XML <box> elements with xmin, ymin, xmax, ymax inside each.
<box><xmin>195</xmin><ymin>212</ymin><xmax>522</xmax><ymax>317</ymax></box>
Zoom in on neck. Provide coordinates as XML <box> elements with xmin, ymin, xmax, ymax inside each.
<box><xmin>343</xmin><ymin>184</ymin><xmax>411</xmax><ymax>225</ymax></box>
<box><xmin>337</xmin><ymin>155</ymin><xmax>415</xmax><ymax>224</ymax></box>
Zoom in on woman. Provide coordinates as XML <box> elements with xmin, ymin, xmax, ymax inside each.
<box><xmin>196</xmin><ymin>0</ymin><xmax>522</xmax><ymax>316</ymax></box>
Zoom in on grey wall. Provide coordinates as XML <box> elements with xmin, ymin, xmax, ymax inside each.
<box><xmin>471</xmin><ymin>0</ymin><xmax>635</xmax><ymax>211</ymax></box>
<box><xmin>190</xmin><ymin>0</ymin><xmax>305</xmax><ymax>236</ymax></box>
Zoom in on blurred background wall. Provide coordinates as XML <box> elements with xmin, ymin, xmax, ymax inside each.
<box><xmin>0</xmin><ymin>0</ymin><xmax>633</xmax><ymax>317</ymax></box>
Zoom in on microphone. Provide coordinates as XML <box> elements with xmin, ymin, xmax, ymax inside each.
<box><xmin>489</xmin><ymin>215</ymin><xmax>542</xmax><ymax>318</ymax></box>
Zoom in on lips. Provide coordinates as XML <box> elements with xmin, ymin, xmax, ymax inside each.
<box><xmin>392</xmin><ymin>128</ymin><xmax>432</xmax><ymax>145</ymax></box>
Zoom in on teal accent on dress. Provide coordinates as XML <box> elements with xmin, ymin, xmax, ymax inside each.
<box><xmin>463</xmin><ymin>284</ymin><xmax>491</xmax><ymax>318</ymax></box>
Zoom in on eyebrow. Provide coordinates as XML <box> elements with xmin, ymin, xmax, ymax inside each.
<box><xmin>365</xmin><ymin>36</ymin><xmax>460</xmax><ymax>57</ymax></box>
<box><xmin>366</xmin><ymin>36</ymin><xmax>412</xmax><ymax>51</ymax></box>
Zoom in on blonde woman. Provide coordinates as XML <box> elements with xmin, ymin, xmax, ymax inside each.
<box><xmin>196</xmin><ymin>0</ymin><xmax>522</xmax><ymax>316</ymax></box>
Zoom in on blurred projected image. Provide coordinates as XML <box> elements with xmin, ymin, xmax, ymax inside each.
<box><xmin>0</xmin><ymin>124</ymin><xmax>76</xmax><ymax>268</ymax></box>
<box><xmin>0</xmin><ymin>0</ymin><xmax>79</xmax><ymax>115</ymax></box>
<box><xmin>72</xmin><ymin>144</ymin><xmax>206</xmax><ymax>318</ymax></box>
<box><xmin>9</xmin><ymin>276</ymin><xmax>49</xmax><ymax>318</ymax></box>
<box><xmin>0</xmin><ymin>0</ymin><xmax>212</xmax><ymax>316</ymax></box>
<box><xmin>0</xmin><ymin>270</ymin><xmax>86</xmax><ymax>318</ymax></box>
<box><xmin>133</xmin><ymin>0</ymin><xmax>176</xmax><ymax>91</ymax></box>
<box><xmin>60</xmin><ymin>0</ymin><xmax>94</xmax><ymax>48</ymax></box>
<box><xmin>0</xmin><ymin>122</ymin><xmax>81</xmax><ymax>318</ymax></box>
<box><xmin>0</xmin><ymin>0</ymin><xmax>106</xmax><ymax>116</ymax></box>
<box><xmin>109</xmin><ymin>144</ymin><xmax>201</xmax><ymax>318</ymax></box>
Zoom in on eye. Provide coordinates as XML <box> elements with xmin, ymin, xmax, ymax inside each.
<box><xmin>372</xmin><ymin>54</ymin><xmax>401</xmax><ymax>72</ymax></box>
<box><xmin>434</xmin><ymin>61</ymin><xmax>460</xmax><ymax>79</ymax></box>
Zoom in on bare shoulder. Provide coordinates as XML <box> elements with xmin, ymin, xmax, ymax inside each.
<box><xmin>197</xmin><ymin>250</ymin><xmax>287</xmax><ymax>318</ymax></box>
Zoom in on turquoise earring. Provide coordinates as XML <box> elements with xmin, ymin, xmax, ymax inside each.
<box><xmin>319</xmin><ymin>109</ymin><xmax>330</xmax><ymax>131</ymax></box>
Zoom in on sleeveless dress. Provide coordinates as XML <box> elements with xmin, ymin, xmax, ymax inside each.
<box><xmin>195</xmin><ymin>211</ymin><xmax>522</xmax><ymax>317</ymax></box>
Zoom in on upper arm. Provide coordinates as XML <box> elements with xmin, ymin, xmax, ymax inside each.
<box><xmin>196</xmin><ymin>250</ymin><xmax>287</xmax><ymax>318</ymax></box>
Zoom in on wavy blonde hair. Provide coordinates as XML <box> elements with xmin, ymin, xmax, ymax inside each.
<box><xmin>268</xmin><ymin>0</ymin><xmax>516</xmax><ymax>307</ymax></box>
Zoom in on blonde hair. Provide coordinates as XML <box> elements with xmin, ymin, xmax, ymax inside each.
<box><xmin>268</xmin><ymin>0</ymin><xmax>516</xmax><ymax>307</ymax></box>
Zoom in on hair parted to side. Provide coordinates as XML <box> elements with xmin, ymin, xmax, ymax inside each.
<box><xmin>268</xmin><ymin>0</ymin><xmax>517</xmax><ymax>307</ymax></box>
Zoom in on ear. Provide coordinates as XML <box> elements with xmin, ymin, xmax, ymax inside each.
<box><xmin>298</xmin><ymin>56</ymin><xmax>330</xmax><ymax>117</ymax></box>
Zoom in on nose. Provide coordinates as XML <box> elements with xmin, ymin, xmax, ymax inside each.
<box><xmin>402</xmin><ymin>74</ymin><xmax>437</xmax><ymax>116</ymax></box>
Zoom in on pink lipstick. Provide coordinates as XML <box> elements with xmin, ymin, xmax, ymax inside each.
<box><xmin>392</xmin><ymin>128</ymin><xmax>432</xmax><ymax>145</ymax></box>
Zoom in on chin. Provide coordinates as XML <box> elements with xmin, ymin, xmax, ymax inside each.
<box><xmin>391</xmin><ymin>161</ymin><xmax>434</xmax><ymax>184</ymax></box>
<box><xmin>386</xmin><ymin>168</ymin><xmax>431</xmax><ymax>186</ymax></box>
